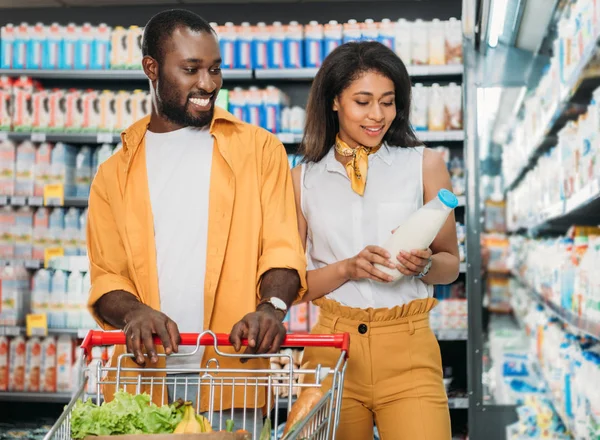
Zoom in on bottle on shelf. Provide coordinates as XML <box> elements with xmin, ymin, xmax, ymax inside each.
<box><xmin>378</xmin><ymin>18</ymin><xmax>395</xmax><ymax>50</ymax></box>
<box><xmin>284</xmin><ymin>21</ymin><xmax>304</xmax><ymax>69</ymax></box>
<box><xmin>304</xmin><ymin>21</ymin><xmax>324</xmax><ymax>68</ymax></box>
<box><xmin>236</xmin><ymin>22</ymin><xmax>253</xmax><ymax>70</ymax></box>
<box><xmin>253</xmin><ymin>22</ymin><xmax>270</xmax><ymax>70</ymax></box>
<box><xmin>1</xmin><ymin>24</ymin><xmax>15</xmax><ymax>69</ymax></box>
<box><xmin>323</xmin><ymin>20</ymin><xmax>343</xmax><ymax>58</ymax></box>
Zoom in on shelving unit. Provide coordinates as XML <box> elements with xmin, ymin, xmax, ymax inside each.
<box><xmin>504</xmin><ymin>30</ymin><xmax>600</xmax><ymax>193</ymax></box>
<box><xmin>1</xmin><ymin>130</ymin><xmax>465</xmax><ymax>145</ymax></box>
<box><xmin>515</xmin><ymin>277</ymin><xmax>600</xmax><ymax>340</ymax></box>
<box><xmin>0</xmin><ymin>195</ymin><xmax>88</xmax><ymax>208</ymax></box>
<box><xmin>0</xmin><ymin>392</ymin><xmax>72</xmax><ymax>403</ymax></box>
<box><xmin>0</xmin><ymin>64</ymin><xmax>463</xmax><ymax>82</ymax></box>
<box><xmin>0</xmin><ymin>326</ymin><xmax>89</xmax><ymax>338</ymax></box>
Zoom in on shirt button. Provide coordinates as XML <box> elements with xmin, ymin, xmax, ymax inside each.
<box><xmin>358</xmin><ymin>324</ymin><xmax>368</xmax><ymax>334</ymax></box>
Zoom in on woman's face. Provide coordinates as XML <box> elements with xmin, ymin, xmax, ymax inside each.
<box><xmin>333</xmin><ymin>70</ymin><xmax>397</xmax><ymax>148</ymax></box>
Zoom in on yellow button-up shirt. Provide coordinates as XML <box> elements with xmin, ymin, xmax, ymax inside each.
<box><xmin>86</xmin><ymin>106</ymin><xmax>307</xmax><ymax>412</ymax></box>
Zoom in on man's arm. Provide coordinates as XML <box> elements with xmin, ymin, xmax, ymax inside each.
<box><xmin>229</xmin><ymin>135</ymin><xmax>306</xmax><ymax>358</ymax></box>
<box><xmin>88</xmin><ymin>165</ymin><xmax>180</xmax><ymax>365</ymax></box>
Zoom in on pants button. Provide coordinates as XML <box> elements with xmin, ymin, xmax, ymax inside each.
<box><xmin>358</xmin><ymin>324</ymin><xmax>368</xmax><ymax>334</ymax></box>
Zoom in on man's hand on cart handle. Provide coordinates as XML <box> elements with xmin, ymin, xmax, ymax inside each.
<box><xmin>229</xmin><ymin>268</ymin><xmax>300</xmax><ymax>362</ymax></box>
<box><xmin>123</xmin><ymin>303</ymin><xmax>181</xmax><ymax>365</ymax></box>
<box><xmin>229</xmin><ymin>308</ymin><xmax>286</xmax><ymax>362</ymax></box>
<box><xmin>95</xmin><ymin>291</ymin><xmax>181</xmax><ymax>366</ymax></box>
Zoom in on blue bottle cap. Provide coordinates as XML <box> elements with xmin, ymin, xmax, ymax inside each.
<box><xmin>437</xmin><ymin>189</ymin><xmax>459</xmax><ymax>209</ymax></box>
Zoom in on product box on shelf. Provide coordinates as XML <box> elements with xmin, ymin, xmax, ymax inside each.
<box><xmin>40</xmin><ymin>335</ymin><xmax>57</xmax><ymax>392</ymax></box>
<box><xmin>24</xmin><ymin>336</ymin><xmax>41</xmax><ymax>392</ymax></box>
<box><xmin>0</xmin><ymin>336</ymin><xmax>8</xmax><ymax>391</ymax></box>
<box><xmin>0</xmin><ymin>76</ymin><xmax>153</xmax><ymax>134</ymax></box>
<box><xmin>411</xmin><ymin>83</ymin><xmax>463</xmax><ymax>133</ymax></box>
<box><xmin>8</xmin><ymin>335</ymin><xmax>25</xmax><ymax>392</ymax></box>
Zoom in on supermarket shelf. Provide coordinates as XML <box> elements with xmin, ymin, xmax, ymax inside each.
<box><xmin>0</xmin><ymin>326</ymin><xmax>90</xmax><ymax>338</ymax></box>
<box><xmin>505</xmin><ymin>32</ymin><xmax>600</xmax><ymax>193</ymax></box>
<box><xmin>0</xmin><ymin>66</ymin><xmax>462</xmax><ymax>82</ymax></box>
<box><xmin>519</xmin><ymin>279</ymin><xmax>600</xmax><ymax>341</ymax></box>
<box><xmin>255</xmin><ymin>68</ymin><xmax>319</xmax><ymax>80</ymax></box>
<box><xmin>517</xmin><ymin>179</ymin><xmax>600</xmax><ymax>234</ymax></box>
<box><xmin>0</xmin><ymin>68</ymin><xmax>253</xmax><ymax>81</ymax></box>
<box><xmin>459</xmin><ymin>262</ymin><xmax>466</xmax><ymax>273</ymax></box>
<box><xmin>1</xmin><ymin>131</ymin><xmax>121</xmax><ymax>144</ymax></box>
<box><xmin>255</xmin><ymin>65</ymin><xmax>463</xmax><ymax>80</ymax></box>
<box><xmin>0</xmin><ymin>259</ymin><xmax>43</xmax><ymax>269</ymax></box>
<box><xmin>0</xmin><ymin>391</ymin><xmax>72</xmax><ymax>403</ymax></box>
<box><xmin>407</xmin><ymin>64</ymin><xmax>464</xmax><ymax>77</ymax></box>
<box><xmin>2</xmin><ymin>130</ymin><xmax>303</xmax><ymax>146</ymax></box>
<box><xmin>0</xmin><ymin>195</ymin><xmax>88</xmax><ymax>208</ymax></box>
<box><xmin>276</xmin><ymin>133</ymin><xmax>303</xmax><ymax>144</ymax></box>
<box><xmin>418</xmin><ymin>130</ymin><xmax>464</xmax><ymax>142</ymax></box>
<box><xmin>447</xmin><ymin>397</ymin><xmax>469</xmax><ymax>409</ymax></box>
<box><xmin>434</xmin><ymin>329</ymin><xmax>467</xmax><ymax>341</ymax></box>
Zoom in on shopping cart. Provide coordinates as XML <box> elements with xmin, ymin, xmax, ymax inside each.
<box><xmin>44</xmin><ymin>329</ymin><xmax>350</xmax><ymax>440</ymax></box>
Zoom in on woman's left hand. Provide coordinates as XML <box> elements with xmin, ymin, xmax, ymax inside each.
<box><xmin>396</xmin><ymin>248</ymin><xmax>433</xmax><ymax>277</ymax></box>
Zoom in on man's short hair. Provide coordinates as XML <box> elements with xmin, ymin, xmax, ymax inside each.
<box><xmin>142</xmin><ymin>9</ymin><xmax>215</xmax><ymax>62</ymax></box>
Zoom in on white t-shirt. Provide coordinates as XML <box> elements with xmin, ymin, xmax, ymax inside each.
<box><xmin>145</xmin><ymin>126</ymin><xmax>213</xmax><ymax>370</ymax></box>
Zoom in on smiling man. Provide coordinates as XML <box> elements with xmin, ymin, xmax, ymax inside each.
<box><xmin>86</xmin><ymin>9</ymin><xmax>306</xmax><ymax>432</ymax></box>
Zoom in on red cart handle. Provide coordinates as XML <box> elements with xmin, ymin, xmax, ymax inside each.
<box><xmin>81</xmin><ymin>330</ymin><xmax>350</xmax><ymax>358</ymax></box>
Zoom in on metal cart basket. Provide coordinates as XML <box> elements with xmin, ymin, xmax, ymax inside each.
<box><xmin>44</xmin><ymin>330</ymin><xmax>350</xmax><ymax>440</ymax></box>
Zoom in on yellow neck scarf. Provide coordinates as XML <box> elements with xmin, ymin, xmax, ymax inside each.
<box><xmin>335</xmin><ymin>134</ymin><xmax>381</xmax><ymax>196</ymax></box>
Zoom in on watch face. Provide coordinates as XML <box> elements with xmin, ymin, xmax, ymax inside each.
<box><xmin>270</xmin><ymin>297</ymin><xmax>287</xmax><ymax>311</ymax></box>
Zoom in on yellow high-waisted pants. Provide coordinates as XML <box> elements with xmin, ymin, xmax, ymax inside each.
<box><xmin>301</xmin><ymin>297</ymin><xmax>451</xmax><ymax>440</ymax></box>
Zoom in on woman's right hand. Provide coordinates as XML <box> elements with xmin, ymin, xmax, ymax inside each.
<box><xmin>344</xmin><ymin>246</ymin><xmax>396</xmax><ymax>282</ymax></box>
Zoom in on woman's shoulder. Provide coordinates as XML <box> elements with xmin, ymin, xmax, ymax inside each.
<box><xmin>422</xmin><ymin>147</ymin><xmax>447</xmax><ymax>169</ymax></box>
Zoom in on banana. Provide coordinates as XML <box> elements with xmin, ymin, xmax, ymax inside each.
<box><xmin>173</xmin><ymin>402</ymin><xmax>204</xmax><ymax>434</ymax></box>
<box><xmin>195</xmin><ymin>414</ymin><xmax>213</xmax><ymax>433</ymax></box>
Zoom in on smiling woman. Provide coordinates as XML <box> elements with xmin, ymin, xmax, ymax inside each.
<box><xmin>292</xmin><ymin>41</ymin><xmax>460</xmax><ymax>440</ymax></box>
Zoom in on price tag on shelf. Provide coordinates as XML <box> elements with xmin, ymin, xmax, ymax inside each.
<box><xmin>28</xmin><ymin>196</ymin><xmax>43</xmax><ymax>207</ymax></box>
<box><xmin>44</xmin><ymin>247</ymin><xmax>64</xmax><ymax>268</ymax></box>
<box><xmin>10</xmin><ymin>196</ymin><xmax>25</xmax><ymax>206</ymax></box>
<box><xmin>31</xmin><ymin>133</ymin><xmax>47</xmax><ymax>142</ymax></box>
<box><xmin>0</xmin><ymin>132</ymin><xmax>8</xmax><ymax>142</ymax></box>
<box><xmin>96</xmin><ymin>133</ymin><xmax>114</xmax><ymax>144</ymax></box>
<box><xmin>77</xmin><ymin>329</ymin><xmax>89</xmax><ymax>339</ymax></box>
<box><xmin>0</xmin><ymin>196</ymin><xmax>7</xmax><ymax>205</ymax></box>
<box><xmin>25</xmin><ymin>259</ymin><xmax>42</xmax><ymax>270</ymax></box>
<box><xmin>43</xmin><ymin>183</ymin><xmax>64</xmax><ymax>206</ymax></box>
<box><xmin>0</xmin><ymin>326</ymin><xmax>21</xmax><ymax>337</ymax></box>
<box><xmin>26</xmin><ymin>313</ymin><xmax>48</xmax><ymax>337</ymax></box>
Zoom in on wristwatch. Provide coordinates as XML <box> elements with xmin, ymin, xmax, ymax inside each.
<box><xmin>258</xmin><ymin>297</ymin><xmax>288</xmax><ymax>317</ymax></box>
<box><xmin>416</xmin><ymin>258</ymin><xmax>433</xmax><ymax>279</ymax></box>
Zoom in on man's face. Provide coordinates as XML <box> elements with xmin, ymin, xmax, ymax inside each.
<box><xmin>150</xmin><ymin>27</ymin><xmax>223</xmax><ymax>128</ymax></box>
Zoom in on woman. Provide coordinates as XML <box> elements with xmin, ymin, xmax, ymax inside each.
<box><xmin>292</xmin><ymin>41</ymin><xmax>460</xmax><ymax>440</ymax></box>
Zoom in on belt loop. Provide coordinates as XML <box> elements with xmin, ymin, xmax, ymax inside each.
<box><xmin>408</xmin><ymin>318</ymin><xmax>415</xmax><ymax>335</ymax></box>
<box><xmin>331</xmin><ymin>316</ymin><xmax>340</xmax><ymax>333</ymax></box>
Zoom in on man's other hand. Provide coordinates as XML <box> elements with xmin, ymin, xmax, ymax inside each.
<box><xmin>123</xmin><ymin>304</ymin><xmax>181</xmax><ymax>366</ymax></box>
<box><xmin>229</xmin><ymin>307</ymin><xmax>286</xmax><ymax>363</ymax></box>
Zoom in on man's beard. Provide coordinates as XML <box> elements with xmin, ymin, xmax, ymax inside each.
<box><xmin>156</xmin><ymin>73</ymin><xmax>215</xmax><ymax>128</ymax></box>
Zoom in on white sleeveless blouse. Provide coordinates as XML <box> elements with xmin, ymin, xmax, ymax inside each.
<box><xmin>300</xmin><ymin>144</ymin><xmax>434</xmax><ymax>309</ymax></box>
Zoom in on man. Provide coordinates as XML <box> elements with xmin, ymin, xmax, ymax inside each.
<box><xmin>86</xmin><ymin>9</ymin><xmax>306</xmax><ymax>432</ymax></box>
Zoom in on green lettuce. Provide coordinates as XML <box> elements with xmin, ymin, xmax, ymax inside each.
<box><xmin>70</xmin><ymin>391</ymin><xmax>185</xmax><ymax>439</ymax></box>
